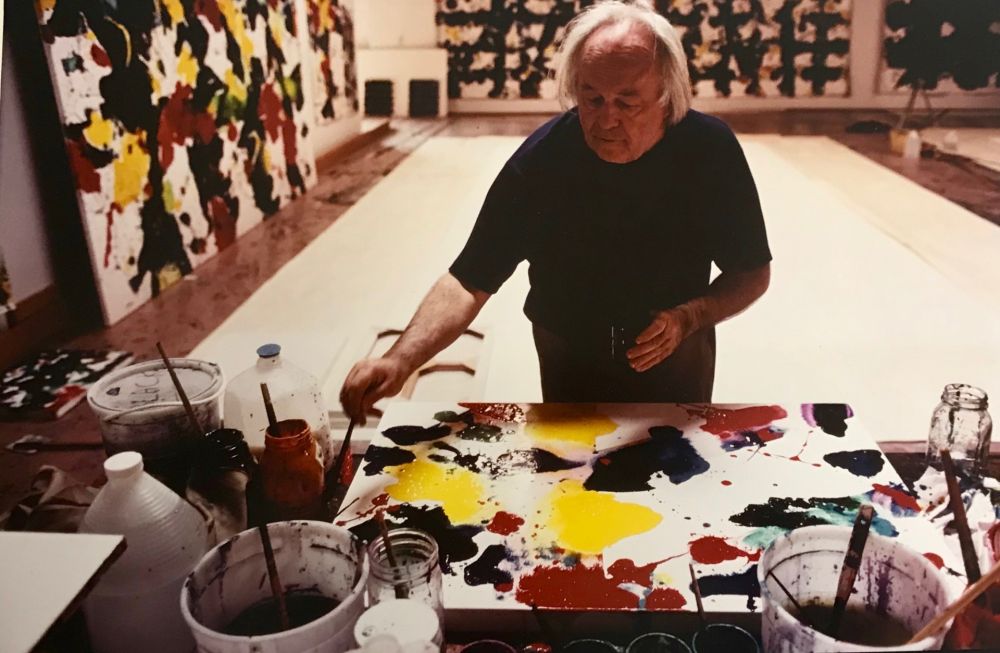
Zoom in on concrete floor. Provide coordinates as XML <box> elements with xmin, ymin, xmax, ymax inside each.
<box><xmin>2</xmin><ymin>111</ymin><xmax>999</xmax><ymax>516</ymax></box>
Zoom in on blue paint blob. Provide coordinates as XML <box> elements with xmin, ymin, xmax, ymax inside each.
<box><xmin>584</xmin><ymin>426</ymin><xmax>710</xmax><ymax>492</ymax></box>
<box><xmin>823</xmin><ymin>449</ymin><xmax>885</xmax><ymax>477</ymax></box>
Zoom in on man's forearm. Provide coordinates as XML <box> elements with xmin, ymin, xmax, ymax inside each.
<box><xmin>384</xmin><ymin>273</ymin><xmax>490</xmax><ymax>374</ymax></box>
<box><xmin>681</xmin><ymin>263</ymin><xmax>771</xmax><ymax>335</ymax></box>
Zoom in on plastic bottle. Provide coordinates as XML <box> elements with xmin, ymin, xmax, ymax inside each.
<box><xmin>903</xmin><ymin>129</ymin><xmax>922</xmax><ymax>160</ymax></box>
<box><xmin>80</xmin><ymin>451</ymin><xmax>209</xmax><ymax>653</ymax></box>
<box><xmin>223</xmin><ymin>343</ymin><xmax>334</xmax><ymax>469</ymax></box>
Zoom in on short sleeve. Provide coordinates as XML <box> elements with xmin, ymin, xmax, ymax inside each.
<box><xmin>703</xmin><ymin>129</ymin><xmax>772</xmax><ymax>273</ymax></box>
<box><xmin>449</xmin><ymin>163</ymin><xmax>531</xmax><ymax>294</ymax></box>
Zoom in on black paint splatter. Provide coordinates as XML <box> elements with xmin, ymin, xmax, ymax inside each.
<box><xmin>382</xmin><ymin>424</ymin><xmax>451</xmax><ymax>446</ymax></box>
<box><xmin>583</xmin><ymin>426</ymin><xmax>709</xmax><ymax>492</ymax></box>
<box><xmin>457</xmin><ymin>423</ymin><xmax>504</xmax><ymax>442</ymax></box>
<box><xmin>464</xmin><ymin>544</ymin><xmax>515</xmax><ymax>587</ymax></box>
<box><xmin>810</xmin><ymin>403</ymin><xmax>853</xmax><ymax>437</ymax></box>
<box><xmin>430</xmin><ymin>443</ymin><xmax>582</xmax><ymax>477</ymax></box>
<box><xmin>348</xmin><ymin>504</ymin><xmax>481</xmax><ymax>574</ymax></box>
<box><xmin>730</xmin><ymin>495</ymin><xmax>899</xmax><ymax>537</ymax></box>
<box><xmin>694</xmin><ymin>566</ymin><xmax>760</xmax><ymax>609</ymax></box>
<box><xmin>434</xmin><ymin>410</ymin><xmax>472</xmax><ymax>424</ymax></box>
<box><xmin>823</xmin><ymin>449</ymin><xmax>885</xmax><ymax>478</ymax></box>
<box><xmin>362</xmin><ymin>445</ymin><xmax>416</xmax><ymax>476</ymax></box>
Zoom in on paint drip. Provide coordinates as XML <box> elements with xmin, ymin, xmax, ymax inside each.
<box><xmin>584</xmin><ymin>426</ymin><xmax>710</xmax><ymax>492</ymax></box>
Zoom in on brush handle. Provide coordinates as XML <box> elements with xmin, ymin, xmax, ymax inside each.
<box><xmin>260</xmin><ymin>383</ymin><xmax>278</xmax><ymax>430</ymax></box>
<box><xmin>258</xmin><ymin>523</ymin><xmax>290</xmax><ymax>631</ymax></box>
<box><xmin>940</xmin><ymin>449</ymin><xmax>982</xmax><ymax>584</ymax></box>
<box><xmin>829</xmin><ymin>504</ymin><xmax>875</xmax><ymax>637</ymax></box>
<box><xmin>156</xmin><ymin>343</ymin><xmax>202</xmax><ymax>435</ymax></box>
<box><xmin>907</xmin><ymin>557</ymin><xmax>1000</xmax><ymax>644</ymax></box>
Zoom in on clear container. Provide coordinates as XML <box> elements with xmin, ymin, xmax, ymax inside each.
<box><xmin>261</xmin><ymin>419</ymin><xmax>325</xmax><ymax>521</ymax></box>
<box><xmin>366</xmin><ymin>528</ymin><xmax>443</xmax><ymax>619</ymax></box>
<box><xmin>926</xmin><ymin>383</ymin><xmax>993</xmax><ymax>477</ymax></box>
<box><xmin>223</xmin><ymin>343</ymin><xmax>333</xmax><ymax>469</ymax></box>
<box><xmin>80</xmin><ymin>451</ymin><xmax>209</xmax><ymax>653</ymax></box>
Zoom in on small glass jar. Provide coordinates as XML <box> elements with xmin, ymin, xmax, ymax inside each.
<box><xmin>366</xmin><ymin>527</ymin><xmax>443</xmax><ymax>619</ymax></box>
<box><xmin>260</xmin><ymin>418</ymin><xmax>324</xmax><ymax>519</ymax></box>
<box><xmin>926</xmin><ymin>384</ymin><xmax>993</xmax><ymax>477</ymax></box>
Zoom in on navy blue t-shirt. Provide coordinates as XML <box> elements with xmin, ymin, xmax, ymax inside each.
<box><xmin>450</xmin><ymin>109</ymin><xmax>772</xmax><ymax>341</ymax></box>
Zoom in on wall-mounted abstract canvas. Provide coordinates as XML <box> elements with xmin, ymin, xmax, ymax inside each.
<box><xmin>306</xmin><ymin>0</ymin><xmax>359</xmax><ymax>123</ymax></box>
<box><xmin>436</xmin><ymin>0</ymin><xmax>851</xmax><ymax>100</ymax></box>
<box><xmin>338</xmin><ymin>402</ymin><xmax>962</xmax><ymax>618</ymax></box>
<box><xmin>881</xmin><ymin>0</ymin><xmax>1000</xmax><ymax>94</ymax></box>
<box><xmin>34</xmin><ymin>0</ymin><xmax>318</xmax><ymax>324</ymax></box>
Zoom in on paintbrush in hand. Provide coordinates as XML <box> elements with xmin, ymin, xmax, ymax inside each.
<box><xmin>257</xmin><ymin>382</ymin><xmax>290</xmax><ymax>632</ymax></box>
<box><xmin>828</xmin><ymin>503</ymin><xmax>875</xmax><ymax>638</ymax></box>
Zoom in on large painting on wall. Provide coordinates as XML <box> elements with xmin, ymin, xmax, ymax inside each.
<box><xmin>306</xmin><ymin>0</ymin><xmax>359</xmax><ymax>123</ymax></box>
<box><xmin>34</xmin><ymin>0</ymin><xmax>318</xmax><ymax>324</ymax></box>
<box><xmin>881</xmin><ymin>0</ymin><xmax>1000</xmax><ymax>95</ymax></box>
<box><xmin>437</xmin><ymin>0</ymin><xmax>852</xmax><ymax>100</ymax></box>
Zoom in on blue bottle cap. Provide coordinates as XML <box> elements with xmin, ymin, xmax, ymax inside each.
<box><xmin>256</xmin><ymin>343</ymin><xmax>281</xmax><ymax>359</ymax></box>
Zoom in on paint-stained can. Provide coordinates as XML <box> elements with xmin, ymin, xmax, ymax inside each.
<box><xmin>87</xmin><ymin>358</ymin><xmax>224</xmax><ymax>490</ymax></box>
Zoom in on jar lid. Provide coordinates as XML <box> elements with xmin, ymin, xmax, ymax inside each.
<box><xmin>354</xmin><ymin>599</ymin><xmax>440</xmax><ymax>646</ymax></box>
<box><xmin>257</xmin><ymin>343</ymin><xmax>281</xmax><ymax>359</ymax></box>
<box><xmin>104</xmin><ymin>451</ymin><xmax>144</xmax><ymax>480</ymax></box>
<box><xmin>87</xmin><ymin>359</ymin><xmax>224</xmax><ymax>414</ymax></box>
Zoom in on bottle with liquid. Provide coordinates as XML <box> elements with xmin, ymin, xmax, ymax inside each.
<box><xmin>224</xmin><ymin>343</ymin><xmax>334</xmax><ymax>468</ymax></box>
<box><xmin>261</xmin><ymin>418</ymin><xmax>325</xmax><ymax>520</ymax></box>
<box><xmin>80</xmin><ymin>451</ymin><xmax>209</xmax><ymax>653</ymax></box>
<box><xmin>926</xmin><ymin>383</ymin><xmax>993</xmax><ymax>478</ymax></box>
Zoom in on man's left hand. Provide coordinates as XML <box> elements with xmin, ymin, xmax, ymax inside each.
<box><xmin>627</xmin><ymin>306</ymin><xmax>699</xmax><ymax>373</ymax></box>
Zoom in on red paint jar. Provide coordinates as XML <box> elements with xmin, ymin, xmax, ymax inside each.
<box><xmin>261</xmin><ymin>419</ymin><xmax>324</xmax><ymax>519</ymax></box>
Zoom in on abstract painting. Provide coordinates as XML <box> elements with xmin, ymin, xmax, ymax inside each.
<box><xmin>306</xmin><ymin>0</ymin><xmax>358</xmax><ymax>123</ymax></box>
<box><xmin>436</xmin><ymin>0</ymin><xmax>851</xmax><ymax>100</ymax></box>
<box><xmin>338</xmin><ymin>402</ymin><xmax>963</xmax><ymax>616</ymax></box>
<box><xmin>34</xmin><ymin>0</ymin><xmax>317</xmax><ymax>324</ymax></box>
<box><xmin>881</xmin><ymin>0</ymin><xmax>1000</xmax><ymax>94</ymax></box>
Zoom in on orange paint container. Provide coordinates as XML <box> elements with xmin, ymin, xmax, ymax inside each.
<box><xmin>261</xmin><ymin>418</ymin><xmax>324</xmax><ymax>519</ymax></box>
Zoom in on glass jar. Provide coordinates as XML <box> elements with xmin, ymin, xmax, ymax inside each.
<box><xmin>366</xmin><ymin>528</ymin><xmax>443</xmax><ymax>619</ymax></box>
<box><xmin>926</xmin><ymin>384</ymin><xmax>993</xmax><ymax>477</ymax></box>
<box><xmin>260</xmin><ymin>418</ymin><xmax>324</xmax><ymax>520</ymax></box>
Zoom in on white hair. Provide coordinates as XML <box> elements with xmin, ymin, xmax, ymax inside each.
<box><xmin>555</xmin><ymin>0</ymin><xmax>692</xmax><ymax>126</ymax></box>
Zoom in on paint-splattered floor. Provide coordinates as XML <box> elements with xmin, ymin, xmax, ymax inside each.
<box><xmin>2</xmin><ymin>111</ymin><xmax>999</xmax><ymax>516</ymax></box>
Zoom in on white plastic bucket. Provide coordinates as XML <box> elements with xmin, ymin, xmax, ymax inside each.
<box><xmin>759</xmin><ymin>525</ymin><xmax>959</xmax><ymax>652</ymax></box>
<box><xmin>181</xmin><ymin>521</ymin><xmax>368</xmax><ymax>653</ymax></box>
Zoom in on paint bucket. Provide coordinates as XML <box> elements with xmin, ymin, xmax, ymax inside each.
<box><xmin>181</xmin><ymin>521</ymin><xmax>368</xmax><ymax>652</ymax></box>
<box><xmin>759</xmin><ymin>525</ymin><xmax>959</xmax><ymax>652</ymax></box>
<box><xmin>626</xmin><ymin>632</ymin><xmax>692</xmax><ymax>653</ymax></box>
<box><xmin>88</xmin><ymin>358</ymin><xmax>224</xmax><ymax>488</ymax></box>
<box><xmin>690</xmin><ymin>624</ymin><xmax>758</xmax><ymax>653</ymax></box>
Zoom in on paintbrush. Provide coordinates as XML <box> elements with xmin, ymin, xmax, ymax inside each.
<box><xmin>156</xmin><ymin>342</ymin><xmax>202</xmax><ymax>435</ymax></box>
<box><xmin>906</xmin><ymin>556</ymin><xmax>1000</xmax><ymax>644</ymax></box>
<box><xmin>375</xmin><ymin>509</ymin><xmax>408</xmax><ymax>599</ymax></box>
<box><xmin>941</xmin><ymin>449</ymin><xmax>983</xmax><ymax>587</ymax></box>
<box><xmin>766</xmin><ymin>569</ymin><xmax>816</xmax><ymax>630</ymax></box>
<box><xmin>828</xmin><ymin>503</ymin><xmax>875</xmax><ymax>638</ymax></box>
<box><xmin>323</xmin><ymin>417</ymin><xmax>357</xmax><ymax>513</ymax></box>
<box><xmin>689</xmin><ymin>562</ymin><xmax>707</xmax><ymax>625</ymax></box>
<box><xmin>257</xmin><ymin>382</ymin><xmax>290</xmax><ymax>632</ymax></box>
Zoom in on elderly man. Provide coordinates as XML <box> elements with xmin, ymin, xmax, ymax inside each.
<box><xmin>341</xmin><ymin>0</ymin><xmax>771</xmax><ymax>422</ymax></box>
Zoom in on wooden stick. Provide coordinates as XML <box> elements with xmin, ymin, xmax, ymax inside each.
<box><xmin>828</xmin><ymin>504</ymin><xmax>875</xmax><ymax>638</ymax></box>
<box><xmin>257</xmin><ymin>522</ymin><xmax>290</xmax><ymax>632</ymax></box>
<box><xmin>156</xmin><ymin>342</ymin><xmax>201</xmax><ymax>435</ymax></box>
<box><xmin>906</xmin><ymin>557</ymin><xmax>1000</xmax><ymax>644</ymax></box>
<box><xmin>375</xmin><ymin>510</ymin><xmax>407</xmax><ymax>599</ymax></box>
<box><xmin>766</xmin><ymin>569</ymin><xmax>816</xmax><ymax>630</ymax></box>
<box><xmin>689</xmin><ymin>563</ymin><xmax>707</xmax><ymax>624</ymax></box>
<box><xmin>941</xmin><ymin>449</ymin><xmax>982</xmax><ymax>585</ymax></box>
<box><xmin>260</xmin><ymin>382</ymin><xmax>278</xmax><ymax>430</ymax></box>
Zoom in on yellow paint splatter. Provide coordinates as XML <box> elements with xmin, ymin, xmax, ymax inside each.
<box><xmin>163</xmin><ymin>0</ymin><xmax>184</xmax><ymax>24</ymax></box>
<box><xmin>157</xmin><ymin>263</ymin><xmax>183</xmax><ymax>290</ymax></box>
<box><xmin>526</xmin><ymin>405</ymin><xmax>618</xmax><ymax>448</ymax></box>
<box><xmin>113</xmin><ymin>131</ymin><xmax>150</xmax><ymax>208</ymax></box>
<box><xmin>653</xmin><ymin>569</ymin><xmax>674</xmax><ymax>586</ymax></box>
<box><xmin>546</xmin><ymin>480</ymin><xmax>661</xmax><ymax>554</ymax></box>
<box><xmin>268</xmin><ymin>11</ymin><xmax>284</xmax><ymax>48</ymax></box>
<box><xmin>83</xmin><ymin>111</ymin><xmax>114</xmax><ymax>149</ymax></box>
<box><xmin>385</xmin><ymin>459</ymin><xmax>484</xmax><ymax>524</ymax></box>
<box><xmin>177</xmin><ymin>43</ymin><xmax>198</xmax><ymax>86</ymax></box>
<box><xmin>219</xmin><ymin>0</ymin><xmax>254</xmax><ymax>73</ymax></box>
<box><xmin>38</xmin><ymin>0</ymin><xmax>57</xmax><ymax>12</ymax></box>
<box><xmin>163</xmin><ymin>181</ymin><xmax>182</xmax><ymax>213</ymax></box>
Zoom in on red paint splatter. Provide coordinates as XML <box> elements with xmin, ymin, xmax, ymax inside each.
<box><xmin>227</xmin><ymin>123</ymin><xmax>238</xmax><ymax>141</ymax></box>
<box><xmin>104</xmin><ymin>208</ymin><xmax>116</xmax><ymax>268</ymax></box>
<box><xmin>515</xmin><ymin>563</ymin><xmax>639</xmax><ymax>610</ymax></box>
<box><xmin>689</xmin><ymin>536</ymin><xmax>760</xmax><ymax>564</ymax></box>
<box><xmin>721</xmin><ymin>480</ymin><xmax>732</xmax><ymax>486</ymax></box>
<box><xmin>607</xmin><ymin>559</ymin><xmax>659</xmax><ymax>588</ymax></box>
<box><xmin>699</xmin><ymin>406</ymin><xmax>788</xmax><ymax>436</ymax></box>
<box><xmin>924</xmin><ymin>552</ymin><xmax>944</xmax><ymax>569</ymax></box>
<box><xmin>47</xmin><ymin>385</ymin><xmax>86</xmax><ymax>415</ymax></box>
<box><xmin>372</xmin><ymin>494</ymin><xmax>389</xmax><ymax>507</ymax></box>
<box><xmin>258</xmin><ymin>84</ymin><xmax>285</xmax><ymax>140</ymax></box>
<box><xmin>494</xmin><ymin>582</ymin><xmax>513</xmax><ymax>593</ymax></box>
<box><xmin>91</xmin><ymin>44</ymin><xmax>111</xmax><ymax>67</ymax></box>
<box><xmin>487</xmin><ymin>511</ymin><xmax>524</xmax><ymax>536</ymax></box>
<box><xmin>159</xmin><ymin>85</ymin><xmax>216</xmax><ymax>169</ymax></box>
<box><xmin>281</xmin><ymin>111</ymin><xmax>298</xmax><ymax>166</ymax></box>
<box><xmin>194</xmin><ymin>0</ymin><xmax>223</xmax><ymax>30</ymax></box>
<box><xmin>208</xmin><ymin>197</ymin><xmax>236</xmax><ymax>250</ymax></box>
<box><xmin>873</xmin><ymin>484</ymin><xmax>921</xmax><ymax>512</ymax></box>
<box><xmin>66</xmin><ymin>139</ymin><xmax>102</xmax><ymax>193</ymax></box>
<box><xmin>645</xmin><ymin>587</ymin><xmax>687</xmax><ymax>610</ymax></box>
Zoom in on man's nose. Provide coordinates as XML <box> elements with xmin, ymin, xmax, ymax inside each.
<box><xmin>596</xmin><ymin>102</ymin><xmax>620</xmax><ymax>129</ymax></box>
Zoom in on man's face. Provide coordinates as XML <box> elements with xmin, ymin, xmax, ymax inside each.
<box><xmin>575</xmin><ymin>23</ymin><xmax>667</xmax><ymax>164</ymax></box>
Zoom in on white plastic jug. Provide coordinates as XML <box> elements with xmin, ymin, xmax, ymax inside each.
<box><xmin>80</xmin><ymin>451</ymin><xmax>209</xmax><ymax>653</ymax></box>
<box><xmin>223</xmin><ymin>343</ymin><xmax>334</xmax><ymax>468</ymax></box>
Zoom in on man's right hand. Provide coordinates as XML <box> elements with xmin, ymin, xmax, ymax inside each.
<box><xmin>339</xmin><ymin>357</ymin><xmax>411</xmax><ymax>426</ymax></box>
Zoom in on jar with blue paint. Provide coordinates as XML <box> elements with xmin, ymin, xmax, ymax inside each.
<box><xmin>926</xmin><ymin>383</ymin><xmax>992</xmax><ymax>478</ymax></box>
